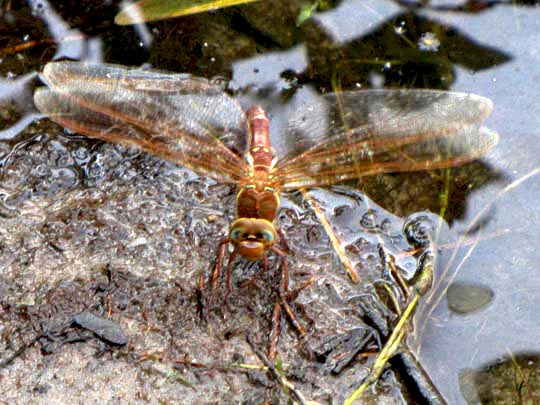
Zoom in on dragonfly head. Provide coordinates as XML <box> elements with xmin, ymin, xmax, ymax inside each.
<box><xmin>229</xmin><ymin>218</ymin><xmax>277</xmax><ymax>260</ymax></box>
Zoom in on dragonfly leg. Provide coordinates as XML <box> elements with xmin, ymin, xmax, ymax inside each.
<box><xmin>280</xmin><ymin>299</ymin><xmax>307</xmax><ymax>339</ymax></box>
<box><xmin>210</xmin><ymin>238</ymin><xmax>230</xmax><ymax>290</ymax></box>
<box><xmin>199</xmin><ymin>238</ymin><xmax>231</xmax><ymax>313</ymax></box>
<box><xmin>239</xmin><ymin>254</ymin><xmax>270</xmax><ymax>289</ymax></box>
<box><xmin>271</xmin><ymin>246</ymin><xmax>289</xmax><ymax>293</ymax></box>
<box><xmin>268</xmin><ymin>301</ymin><xmax>282</xmax><ymax>361</ymax></box>
<box><xmin>276</xmin><ymin>228</ymin><xmax>293</xmax><ymax>255</ymax></box>
<box><xmin>223</xmin><ymin>249</ymin><xmax>238</xmax><ymax>304</ymax></box>
<box><xmin>278</xmin><ymin>291</ymin><xmax>313</xmax><ymax>359</ymax></box>
<box><xmin>286</xmin><ymin>277</ymin><xmax>316</xmax><ymax>301</ymax></box>
<box><xmin>268</xmin><ymin>246</ymin><xmax>310</xmax><ymax>357</ymax></box>
<box><xmin>275</xmin><ymin>251</ymin><xmax>307</xmax><ymax>338</ymax></box>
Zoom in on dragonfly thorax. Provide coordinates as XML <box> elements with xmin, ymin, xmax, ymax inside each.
<box><xmin>247</xmin><ymin>166</ymin><xmax>274</xmax><ymax>191</ymax></box>
<box><xmin>236</xmin><ymin>186</ymin><xmax>279</xmax><ymax>222</ymax></box>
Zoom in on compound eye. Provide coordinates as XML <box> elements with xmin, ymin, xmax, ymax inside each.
<box><xmin>230</xmin><ymin>227</ymin><xmax>244</xmax><ymax>241</ymax></box>
<box><xmin>261</xmin><ymin>230</ymin><xmax>275</xmax><ymax>242</ymax></box>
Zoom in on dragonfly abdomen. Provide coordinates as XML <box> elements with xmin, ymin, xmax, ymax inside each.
<box><xmin>246</xmin><ymin>105</ymin><xmax>275</xmax><ymax>172</ymax></box>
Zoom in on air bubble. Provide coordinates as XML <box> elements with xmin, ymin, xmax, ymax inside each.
<box><xmin>360</xmin><ymin>210</ymin><xmax>377</xmax><ymax>229</ymax></box>
<box><xmin>403</xmin><ymin>215</ymin><xmax>434</xmax><ymax>248</ymax></box>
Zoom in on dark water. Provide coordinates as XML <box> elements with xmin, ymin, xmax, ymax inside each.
<box><xmin>0</xmin><ymin>1</ymin><xmax>539</xmax><ymax>403</ymax></box>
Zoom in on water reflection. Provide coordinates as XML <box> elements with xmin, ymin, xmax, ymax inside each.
<box><xmin>459</xmin><ymin>353</ymin><xmax>540</xmax><ymax>404</ymax></box>
<box><xmin>0</xmin><ymin>0</ymin><xmax>536</xmax><ymax>403</ymax></box>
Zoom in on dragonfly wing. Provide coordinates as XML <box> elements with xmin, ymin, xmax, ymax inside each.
<box><xmin>34</xmin><ymin>62</ymin><xmax>249</xmax><ymax>184</ymax></box>
<box><xmin>273</xmin><ymin>90</ymin><xmax>498</xmax><ymax>189</ymax></box>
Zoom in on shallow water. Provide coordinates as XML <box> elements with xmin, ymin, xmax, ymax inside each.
<box><xmin>1</xmin><ymin>1</ymin><xmax>539</xmax><ymax>403</ymax></box>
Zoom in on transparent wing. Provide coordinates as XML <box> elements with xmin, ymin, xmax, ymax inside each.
<box><xmin>34</xmin><ymin>62</ymin><xmax>250</xmax><ymax>184</ymax></box>
<box><xmin>272</xmin><ymin>90</ymin><xmax>498</xmax><ymax>189</ymax></box>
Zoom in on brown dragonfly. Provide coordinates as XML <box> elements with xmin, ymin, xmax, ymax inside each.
<box><xmin>34</xmin><ymin>61</ymin><xmax>498</xmax><ymax>357</ymax></box>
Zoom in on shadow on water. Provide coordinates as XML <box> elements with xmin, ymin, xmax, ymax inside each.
<box><xmin>1</xmin><ymin>0</ymin><xmax>539</xmax><ymax>403</ymax></box>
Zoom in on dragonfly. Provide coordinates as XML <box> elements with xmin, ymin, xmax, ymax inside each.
<box><xmin>34</xmin><ymin>61</ymin><xmax>498</xmax><ymax>358</ymax></box>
